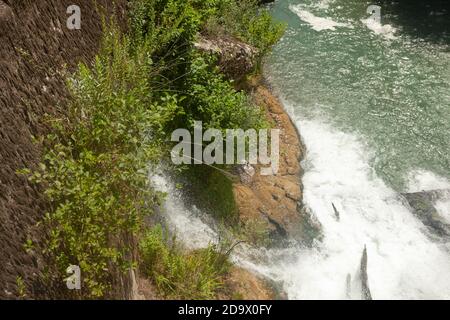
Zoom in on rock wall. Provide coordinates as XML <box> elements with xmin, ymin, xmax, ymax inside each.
<box><xmin>0</xmin><ymin>0</ymin><xmax>127</xmax><ymax>299</ymax></box>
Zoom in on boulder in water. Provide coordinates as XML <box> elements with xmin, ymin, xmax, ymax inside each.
<box><xmin>332</xmin><ymin>202</ymin><xmax>340</xmax><ymax>221</ymax></box>
<box><xmin>402</xmin><ymin>189</ymin><xmax>450</xmax><ymax>238</ymax></box>
<box><xmin>360</xmin><ymin>245</ymin><xmax>372</xmax><ymax>300</ymax></box>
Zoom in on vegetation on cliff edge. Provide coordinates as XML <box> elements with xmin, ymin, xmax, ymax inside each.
<box><xmin>21</xmin><ymin>0</ymin><xmax>284</xmax><ymax>298</ymax></box>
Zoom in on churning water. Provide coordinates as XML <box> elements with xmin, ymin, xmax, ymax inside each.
<box><xmin>261</xmin><ymin>0</ymin><xmax>450</xmax><ymax>299</ymax></box>
<box><xmin>155</xmin><ymin>0</ymin><xmax>450</xmax><ymax>300</ymax></box>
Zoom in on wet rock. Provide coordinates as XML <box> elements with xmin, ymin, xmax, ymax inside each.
<box><xmin>402</xmin><ymin>189</ymin><xmax>450</xmax><ymax>238</ymax></box>
<box><xmin>277</xmin><ymin>179</ymin><xmax>301</xmax><ymax>201</ymax></box>
<box><xmin>298</xmin><ymin>206</ymin><xmax>323</xmax><ymax>244</ymax></box>
<box><xmin>232</xmin><ymin>83</ymin><xmax>322</xmax><ymax>245</ymax></box>
<box><xmin>332</xmin><ymin>202</ymin><xmax>340</xmax><ymax>221</ymax></box>
<box><xmin>0</xmin><ymin>1</ymin><xmax>14</xmax><ymax>25</ymax></box>
<box><xmin>265</xmin><ymin>213</ymin><xmax>288</xmax><ymax>238</ymax></box>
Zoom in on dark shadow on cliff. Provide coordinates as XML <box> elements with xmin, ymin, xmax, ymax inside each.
<box><xmin>376</xmin><ymin>0</ymin><xmax>450</xmax><ymax>44</ymax></box>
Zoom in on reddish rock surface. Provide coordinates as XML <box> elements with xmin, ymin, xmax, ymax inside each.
<box><xmin>233</xmin><ymin>80</ymin><xmax>312</xmax><ymax>242</ymax></box>
<box><xmin>220</xmin><ymin>267</ymin><xmax>275</xmax><ymax>300</ymax></box>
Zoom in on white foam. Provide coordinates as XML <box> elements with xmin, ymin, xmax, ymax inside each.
<box><xmin>289</xmin><ymin>5</ymin><xmax>352</xmax><ymax>32</ymax></box>
<box><xmin>407</xmin><ymin>170</ymin><xmax>450</xmax><ymax>193</ymax></box>
<box><xmin>313</xmin><ymin>0</ymin><xmax>332</xmax><ymax>10</ymax></box>
<box><xmin>149</xmin><ymin>125</ymin><xmax>450</xmax><ymax>299</ymax></box>
<box><xmin>361</xmin><ymin>18</ymin><xmax>397</xmax><ymax>40</ymax></box>
<box><xmin>247</xmin><ymin>115</ymin><xmax>450</xmax><ymax>299</ymax></box>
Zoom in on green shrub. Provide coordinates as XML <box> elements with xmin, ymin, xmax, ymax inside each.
<box><xmin>129</xmin><ymin>0</ymin><xmax>204</xmax><ymax>90</ymax></box>
<box><xmin>140</xmin><ymin>225</ymin><xmax>230</xmax><ymax>299</ymax></box>
<box><xmin>204</xmin><ymin>0</ymin><xmax>285</xmax><ymax>56</ymax></box>
<box><xmin>127</xmin><ymin>0</ymin><xmax>271</xmax><ymax>133</ymax></box>
<box><xmin>181</xmin><ymin>53</ymin><xmax>268</xmax><ymax>131</ymax></box>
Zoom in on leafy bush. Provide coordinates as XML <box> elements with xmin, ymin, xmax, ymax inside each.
<box><xmin>21</xmin><ymin>24</ymin><xmax>178</xmax><ymax>298</ymax></box>
<box><xmin>129</xmin><ymin>0</ymin><xmax>204</xmax><ymax>90</ymax></box>
<box><xmin>204</xmin><ymin>0</ymin><xmax>285</xmax><ymax>56</ymax></box>
<box><xmin>140</xmin><ymin>225</ymin><xmax>230</xmax><ymax>299</ymax></box>
<box><xmin>21</xmin><ymin>0</ymin><xmax>281</xmax><ymax>298</ymax></box>
<box><xmin>127</xmin><ymin>0</ymin><xmax>272</xmax><ymax>133</ymax></box>
<box><xmin>181</xmin><ymin>53</ymin><xmax>268</xmax><ymax>131</ymax></box>
<box><xmin>130</xmin><ymin>0</ymin><xmax>284</xmax><ymax>84</ymax></box>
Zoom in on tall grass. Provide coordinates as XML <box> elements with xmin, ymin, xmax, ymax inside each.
<box><xmin>140</xmin><ymin>225</ymin><xmax>231</xmax><ymax>299</ymax></box>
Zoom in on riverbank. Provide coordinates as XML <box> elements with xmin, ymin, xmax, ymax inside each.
<box><xmin>131</xmin><ymin>76</ymin><xmax>311</xmax><ymax>300</ymax></box>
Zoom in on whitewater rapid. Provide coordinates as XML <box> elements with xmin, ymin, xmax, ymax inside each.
<box><xmin>150</xmin><ymin>0</ymin><xmax>450</xmax><ymax>300</ymax></box>
<box><xmin>250</xmin><ymin>115</ymin><xmax>450</xmax><ymax>299</ymax></box>
<box><xmin>289</xmin><ymin>3</ymin><xmax>397</xmax><ymax>39</ymax></box>
<box><xmin>151</xmin><ymin>172</ymin><xmax>218</xmax><ymax>250</ymax></box>
<box><xmin>151</xmin><ymin>114</ymin><xmax>450</xmax><ymax>300</ymax></box>
<box><xmin>289</xmin><ymin>4</ymin><xmax>352</xmax><ymax>31</ymax></box>
<box><xmin>257</xmin><ymin>0</ymin><xmax>450</xmax><ymax>299</ymax></box>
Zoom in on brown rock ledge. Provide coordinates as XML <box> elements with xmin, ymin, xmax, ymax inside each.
<box><xmin>219</xmin><ymin>267</ymin><xmax>275</xmax><ymax>300</ymax></box>
<box><xmin>233</xmin><ymin>77</ymin><xmax>317</xmax><ymax>243</ymax></box>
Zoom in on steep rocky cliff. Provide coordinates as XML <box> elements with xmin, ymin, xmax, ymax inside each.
<box><xmin>0</xmin><ymin>0</ymin><xmax>127</xmax><ymax>299</ymax></box>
